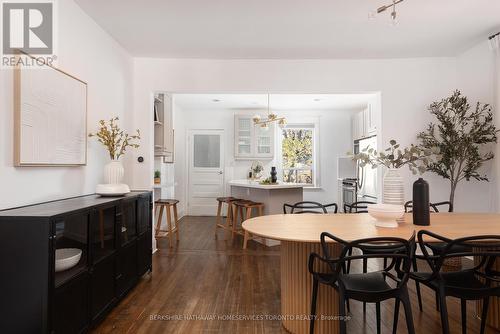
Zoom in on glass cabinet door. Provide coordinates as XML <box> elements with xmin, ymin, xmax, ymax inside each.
<box><xmin>255</xmin><ymin>122</ymin><xmax>274</xmax><ymax>157</ymax></box>
<box><xmin>91</xmin><ymin>205</ymin><xmax>116</xmax><ymax>263</ymax></box>
<box><xmin>235</xmin><ymin>116</ymin><xmax>253</xmax><ymax>156</ymax></box>
<box><xmin>54</xmin><ymin>212</ymin><xmax>89</xmax><ymax>287</ymax></box>
<box><xmin>120</xmin><ymin>199</ymin><xmax>137</xmax><ymax>245</ymax></box>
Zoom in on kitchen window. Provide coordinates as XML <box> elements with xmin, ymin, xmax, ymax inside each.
<box><xmin>280</xmin><ymin>123</ymin><xmax>318</xmax><ymax>187</ymax></box>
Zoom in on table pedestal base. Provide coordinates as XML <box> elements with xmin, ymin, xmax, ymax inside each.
<box><xmin>281</xmin><ymin>241</ymin><xmax>342</xmax><ymax>334</ymax></box>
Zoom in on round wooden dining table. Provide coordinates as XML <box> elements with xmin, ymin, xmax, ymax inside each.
<box><xmin>242</xmin><ymin>212</ymin><xmax>500</xmax><ymax>334</ymax></box>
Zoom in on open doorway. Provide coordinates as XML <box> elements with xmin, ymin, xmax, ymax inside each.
<box><xmin>172</xmin><ymin>93</ymin><xmax>382</xmax><ymax>216</ymax></box>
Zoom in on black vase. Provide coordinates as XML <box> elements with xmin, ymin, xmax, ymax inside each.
<box><xmin>412</xmin><ymin>178</ymin><xmax>430</xmax><ymax>226</ymax></box>
<box><xmin>270</xmin><ymin>167</ymin><xmax>277</xmax><ymax>183</ymax></box>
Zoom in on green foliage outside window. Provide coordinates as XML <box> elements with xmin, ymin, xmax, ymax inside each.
<box><xmin>282</xmin><ymin>128</ymin><xmax>314</xmax><ymax>184</ymax></box>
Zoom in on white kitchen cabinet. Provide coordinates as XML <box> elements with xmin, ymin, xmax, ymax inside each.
<box><xmin>352</xmin><ymin>105</ymin><xmax>377</xmax><ymax>141</ymax></box>
<box><xmin>352</xmin><ymin>110</ymin><xmax>365</xmax><ymax>141</ymax></box>
<box><xmin>154</xmin><ymin>93</ymin><xmax>174</xmax><ymax>162</ymax></box>
<box><xmin>365</xmin><ymin>105</ymin><xmax>377</xmax><ymax>136</ymax></box>
<box><xmin>234</xmin><ymin>115</ymin><xmax>274</xmax><ymax>159</ymax></box>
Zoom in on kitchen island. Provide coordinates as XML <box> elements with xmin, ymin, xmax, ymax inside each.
<box><xmin>229</xmin><ymin>179</ymin><xmax>303</xmax><ymax>215</ymax></box>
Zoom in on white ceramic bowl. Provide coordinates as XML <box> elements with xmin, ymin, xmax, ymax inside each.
<box><xmin>55</xmin><ymin>248</ymin><xmax>82</xmax><ymax>272</ymax></box>
<box><xmin>96</xmin><ymin>183</ymin><xmax>130</xmax><ymax>197</ymax></box>
<box><xmin>367</xmin><ymin>204</ymin><xmax>405</xmax><ymax>228</ymax></box>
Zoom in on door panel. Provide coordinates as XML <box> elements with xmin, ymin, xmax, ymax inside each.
<box><xmin>53</xmin><ymin>273</ymin><xmax>89</xmax><ymax>334</ymax></box>
<box><xmin>116</xmin><ymin>241</ymin><xmax>138</xmax><ymax>297</ymax></box>
<box><xmin>188</xmin><ymin>130</ymin><xmax>224</xmax><ymax>216</ymax></box>
<box><xmin>90</xmin><ymin>255</ymin><xmax>115</xmax><ymax>321</ymax></box>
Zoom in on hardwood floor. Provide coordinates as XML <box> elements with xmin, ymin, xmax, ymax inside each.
<box><xmin>92</xmin><ymin>216</ymin><xmax>497</xmax><ymax>334</ymax></box>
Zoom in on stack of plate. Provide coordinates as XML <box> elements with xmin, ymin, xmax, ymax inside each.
<box><xmin>367</xmin><ymin>204</ymin><xmax>405</xmax><ymax>228</ymax></box>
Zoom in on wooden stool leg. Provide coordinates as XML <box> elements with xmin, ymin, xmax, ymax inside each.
<box><xmin>166</xmin><ymin>205</ymin><xmax>173</xmax><ymax>247</ymax></box>
<box><xmin>155</xmin><ymin>205</ymin><xmax>164</xmax><ymax>238</ymax></box>
<box><xmin>215</xmin><ymin>201</ymin><xmax>222</xmax><ymax>235</ymax></box>
<box><xmin>258</xmin><ymin>205</ymin><xmax>267</xmax><ymax>246</ymax></box>
<box><xmin>243</xmin><ymin>231</ymin><xmax>249</xmax><ymax>249</ymax></box>
<box><xmin>231</xmin><ymin>204</ymin><xmax>238</xmax><ymax>240</ymax></box>
<box><xmin>243</xmin><ymin>207</ymin><xmax>253</xmax><ymax>249</ymax></box>
<box><xmin>225</xmin><ymin>202</ymin><xmax>232</xmax><ymax>240</ymax></box>
<box><xmin>173</xmin><ymin>203</ymin><xmax>179</xmax><ymax>241</ymax></box>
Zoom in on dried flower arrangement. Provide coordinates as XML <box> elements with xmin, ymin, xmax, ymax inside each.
<box><xmin>88</xmin><ymin>117</ymin><xmax>141</xmax><ymax>160</ymax></box>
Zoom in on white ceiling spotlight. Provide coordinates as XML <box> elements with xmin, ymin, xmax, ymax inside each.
<box><xmin>373</xmin><ymin>0</ymin><xmax>405</xmax><ymax>26</ymax></box>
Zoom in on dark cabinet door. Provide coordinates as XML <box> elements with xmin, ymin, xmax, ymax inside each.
<box><xmin>91</xmin><ymin>205</ymin><xmax>117</xmax><ymax>264</ymax></box>
<box><xmin>53</xmin><ymin>212</ymin><xmax>90</xmax><ymax>288</ymax></box>
<box><xmin>90</xmin><ymin>255</ymin><xmax>116</xmax><ymax>321</ymax></box>
<box><xmin>53</xmin><ymin>273</ymin><xmax>89</xmax><ymax>334</ymax></box>
<box><xmin>137</xmin><ymin>230</ymin><xmax>152</xmax><ymax>277</ymax></box>
<box><xmin>137</xmin><ymin>195</ymin><xmax>152</xmax><ymax>234</ymax></box>
<box><xmin>116</xmin><ymin>241</ymin><xmax>138</xmax><ymax>297</ymax></box>
<box><xmin>120</xmin><ymin>199</ymin><xmax>137</xmax><ymax>246</ymax></box>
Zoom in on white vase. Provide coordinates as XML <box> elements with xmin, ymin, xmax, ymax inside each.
<box><xmin>383</xmin><ymin>168</ymin><xmax>405</xmax><ymax>205</ymax></box>
<box><xmin>104</xmin><ymin>160</ymin><xmax>124</xmax><ymax>184</ymax></box>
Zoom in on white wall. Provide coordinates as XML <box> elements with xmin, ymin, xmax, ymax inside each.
<box><xmin>456</xmin><ymin>40</ymin><xmax>497</xmax><ymax>211</ymax></box>
<box><xmin>0</xmin><ymin>0</ymin><xmax>133</xmax><ymax>209</ymax></box>
<box><xmin>131</xmin><ymin>57</ymin><xmax>473</xmax><ymax>210</ymax></box>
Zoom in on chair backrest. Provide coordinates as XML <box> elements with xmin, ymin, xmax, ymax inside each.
<box><xmin>283</xmin><ymin>201</ymin><xmax>328</xmax><ymax>214</ymax></box>
<box><xmin>417</xmin><ymin>230</ymin><xmax>500</xmax><ymax>291</ymax></box>
<box><xmin>309</xmin><ymin>232</ymin><xmax>416</xmax><ymax>288</ymax></box>
<box><xmin>323</xmin><ymin>203</ymin><xmax>338</xmax><ymax>214</ymax></box>
<box><xmin>343</xmin><ymin>201</ymin><xmax>376</xmax><ymax>213</ymax></box>
<box><xmin>404</xmin><ymin>201</ymin><xmax>453</xmax><ymax>213</ymax></box>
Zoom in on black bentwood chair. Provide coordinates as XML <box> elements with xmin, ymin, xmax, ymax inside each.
<box><xmin>404</xmin><ymin>200</ymin><xmax>454</xmax><ymax>214</ymax></box>
<box><xmin>308</xmin><ymin>232</ymin><xmax>416</xmax><ymax>334</ymax></box>
<box><xmin>410</xmin><ymin>231</ymin><xmax>500</xmax><ymax>334</ymax></box>
<box><xmin>343</xmin><ymin>201</ymin><xmax>376</xmax><ymax>214</ymax></box>
<box><xmin>344</xmin><ymin>200</ymin><xmax>406</xmax><ymax>313</ymax></box>
<box><xmin>405</xmin><ymin>201</ymin><xmax>471</xmax><ymax>312</ymax></box>
<box><xmin>283</xmin><ymin>201</ymin><xmax>338</xmax><ymax>214</ymax></box>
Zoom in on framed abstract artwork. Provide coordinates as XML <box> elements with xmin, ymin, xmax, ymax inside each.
<box><xmin>14</xmin><ymin>53</ymin><xmax>87</xmax><ymax>166</ymax></box>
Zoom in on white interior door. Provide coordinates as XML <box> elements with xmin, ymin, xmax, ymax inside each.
<box><xmin>188</xmin><ymin>130</ymin><xmax>225</xmax><ymax>216</ymax></box>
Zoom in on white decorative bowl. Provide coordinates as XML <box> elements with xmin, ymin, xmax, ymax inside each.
<box><xmin>96</xmin><ymin>183</ymin><xmax>130</xmax><ymax>197</ymax></box>
<box><xmin>367</xmin><ymin>204</ymin><xmax>405</xmax><ymax>228</ymax></box>
<box><xmin>55</xmin><ymin>248</ymin><xmax>82</xmax><ymax>272</ymax></box>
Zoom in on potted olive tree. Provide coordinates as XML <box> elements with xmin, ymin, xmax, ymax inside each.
<box><xmin>418</xmin><ymin>90</ymin><xmax>498</xmax><ymax>209</ymax></box>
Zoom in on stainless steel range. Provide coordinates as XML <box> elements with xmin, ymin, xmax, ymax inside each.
<box><xmin>342</xmin><ymin>178</ymin><xmax>358</xmax><ymax>211</ymax></box>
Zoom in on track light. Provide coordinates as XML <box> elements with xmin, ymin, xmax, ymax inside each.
<box><xmin>373</xmin><ymin>0</ymin><xmax>405</xmax><ymax>24</ymax></box>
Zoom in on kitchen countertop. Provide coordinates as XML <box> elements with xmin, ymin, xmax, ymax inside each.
<box><xmin>228</xmin><ymin>179</ymin><xmax>304</xmax><ymax>190</ymax></box>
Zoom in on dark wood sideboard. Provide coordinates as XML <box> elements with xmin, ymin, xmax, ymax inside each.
<box><xmin>0</xmin><ymin>191</ymin><xmax>153</xmax><ymax>334</ymax></box>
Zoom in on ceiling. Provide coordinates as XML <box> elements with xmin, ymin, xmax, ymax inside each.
<box><xmin>75</xmin><ymin>0</ymin><xmax>500</xmax><ymax>59</ymax></box>
<box><xmin>173</xmin><ymin>94</ymin><xmax>375</xmax><ymax>111</ymax></box>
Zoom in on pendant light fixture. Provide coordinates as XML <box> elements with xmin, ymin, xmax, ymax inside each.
<box><xmin>252</xmin><ymin>94</ymin><xmax>287</xmax><ymax>128</ymax></box>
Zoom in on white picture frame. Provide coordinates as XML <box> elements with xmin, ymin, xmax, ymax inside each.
<box><xmin>14</xmin><ymin>53</ymin><xmax>88</xmax><ymax>166</ymax></box>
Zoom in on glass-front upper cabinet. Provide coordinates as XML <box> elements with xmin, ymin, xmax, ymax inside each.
<box><xmin>235</xmin><ymin>115</ymin><xmax>253</xmax><ymax>157</ymax></box>
<box><xmin>254</xmin><ymin>122</ymin><xmax>274</xmax><ymax>158</ymax></box>
<box><xmin>234</xmin><ymin>115</ymin><xmax>274</xmax><ymax>159</ymax></box>
<box><xmin>54</xmin><ymin>212</ymin><xmax>90</xmax><ymax>287</ymax></box>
